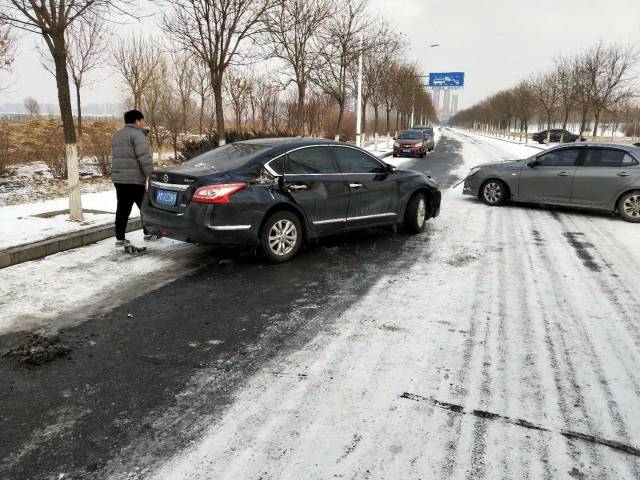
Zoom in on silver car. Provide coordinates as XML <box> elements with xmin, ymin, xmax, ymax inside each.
<box><xmin>463</xmin><ymin>143</ymin><xmax>640</xmax><ymax>222</ymax></box>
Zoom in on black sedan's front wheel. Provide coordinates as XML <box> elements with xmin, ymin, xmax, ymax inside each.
<box><xmin>261</xmin><ymin>211</ymin><xmax>303</xmax><ymax>262</ymax></box>
<box><xmin>404</xmin><ymin>192</ymin><xmax>429</xmax><ymax>233</ymax></box>
<box><xmin>481</xmin><ymin>179</ymin><xmax>507</xmax><ymax>206</ymax></box>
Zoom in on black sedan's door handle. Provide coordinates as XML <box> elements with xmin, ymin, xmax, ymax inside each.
<box><xmin>557</xmin><ymin>172</ymin><xmax>570</xmax><ymax>177</ymax></box>
<box><xmin>349</xmin><ymin>183</ymin><xmax>363</xmax><ymax>189</ymax></box>
<box><xmin>617</xmin><ymin>172</ymin><xmax>631</xmax><ymax>177</ymax></box>
<box><xmin>288</xmin><ymin>184</ymin><xmax>308</xmax><ymax>191</ymax></box>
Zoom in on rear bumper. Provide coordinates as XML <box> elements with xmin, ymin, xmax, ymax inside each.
<box><xmin>141</xmin><ymin>196</ymin><xmax>260</xmax><ymax>246</ymax></box>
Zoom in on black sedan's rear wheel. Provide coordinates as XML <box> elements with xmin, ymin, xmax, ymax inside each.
<box><xmin>261</xmin><ymin>211</ymin><xmax>302</xmax><ymax>262</ymax></box>
<box><xmin>404</xmin><ymin>192</ymin><xmax>429</xmax><ymax>233</ymax></box>
<box><xmin>481</xmin><ymin>179</ymin><xmax>507</xmax><ymax>206</ymax></box>
<box><xmin>618</xmin><ymin>191</ymin><xmax>640</xmax><ymax>223</ymax></box>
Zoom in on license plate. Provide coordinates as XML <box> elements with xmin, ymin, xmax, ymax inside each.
<box><xmin>156</xmin><ymin>189</ymin><xmax>178</xmax><ymax>206</ymax></box>
<box><xmin>403</xmin><ymin>148</ymin><xmax>412</xmax><ymax>152</ymax></box>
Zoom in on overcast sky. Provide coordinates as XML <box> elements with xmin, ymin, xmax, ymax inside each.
<box><xmin>2</xmin><ymin>0</ymin><xmax>639</xmax><ymax>111</ymax></box>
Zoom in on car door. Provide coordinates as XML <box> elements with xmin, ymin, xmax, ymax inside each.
<box><xmin>517</xmin><ymin>147</ymin><xmax>582</xmax><ymax>204</ymax></box>
<box><xmin>572</xmin><ymin>147</ymin><xmax>640</xmax><ymax>207</ymax></box>
<box><xmin>330</xmin><ymin>146</ymin><xmax>399</xmax><ymax>226</ymax></box>
<box><xmin>276</xmin><ymin>146</ymin><xmax>350</xmax><ymax>232</ymax></box>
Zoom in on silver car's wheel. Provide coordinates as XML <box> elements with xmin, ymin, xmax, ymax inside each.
<box><xmin>481</xmin><ymin>180</ymin><xmax>506</xmax><ymax>206</ymax></box>
<box><xmin>619</xmin><ymin>192</ymin><xmax>640</xmax><ymax>223</ymax></box>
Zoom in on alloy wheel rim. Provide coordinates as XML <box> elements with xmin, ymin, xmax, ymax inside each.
<box><xmin>484</xmin><ymin>183</ymin><xmax>502</xmax><ymax>204</ymax></box>
<box><xmin>624</xmin><ymin>195</ymin><xmax>640</xmax><ymax>218</ymax></box>
<box><xmin>417</xmin><ymin>198</ymin><xmax>426</xmax><ymax>227</ymax></box>
<box><xmin>268</xmin><ymin>219</ymin><xmax>298</xmax><ymax>256</ymax></box>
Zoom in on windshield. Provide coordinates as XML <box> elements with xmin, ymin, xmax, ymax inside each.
<box><xmin>398</xmin><ymin>131</ymin><xmax>423</xmax><ymax>140</ymax></box>
<box><xmin>183</xmin><ymin>143</ymin><xmax>270</xmax><ymax>171</ymax></box>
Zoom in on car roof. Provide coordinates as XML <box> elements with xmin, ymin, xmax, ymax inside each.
<box><xmin>544</xmin><ymin>142</ymin><xmax>639</xmax><ymax>153</ymax></box>
<box><xmin>238</xmin><ymin>137</ymin><xmax>340</xmax><ymax>147</ymax></box>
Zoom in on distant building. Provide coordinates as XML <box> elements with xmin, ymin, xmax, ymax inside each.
<box><xmin>451</xmin><ymin>94</ymin><xmax>459</xmax><ymax>115</ymax></box>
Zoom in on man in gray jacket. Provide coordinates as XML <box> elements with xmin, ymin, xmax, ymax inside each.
<box><xmin>111</xmin><ymin>109</ymin><xmax>156</xmax><ymax>247</ymax></box>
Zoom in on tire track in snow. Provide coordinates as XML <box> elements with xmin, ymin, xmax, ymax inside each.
<box><xmin>525</xmin><ymin>208</ymin><xmax>640</xmax><ymax>478</ymax></box>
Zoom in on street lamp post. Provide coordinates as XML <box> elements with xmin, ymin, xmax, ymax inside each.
<box><xmin>412</xmin><ymin>44</ymin><xmax>440</xmax><ymax>127</ymax></box>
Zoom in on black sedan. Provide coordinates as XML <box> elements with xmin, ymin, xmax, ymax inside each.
<box><xmin>532</xmin><ymin>129</ymin><xmax>585</xmax><ymax>143</ymax></box>
<box><xmin>142</xmin><ymin>138</ymin><xmax>441</xmax><ymax>262</ymax></box>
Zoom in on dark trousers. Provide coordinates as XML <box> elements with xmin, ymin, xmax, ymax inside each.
<box><xmin>115</xmin><ymin>183</ymin><xmax>148</xmax><ymax>240</ymax></box>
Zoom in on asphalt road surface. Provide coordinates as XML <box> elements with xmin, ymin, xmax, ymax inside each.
<box><xmin>3</xmin><ymin>131</ymin><xmax>640</xmax><ymax>480</ymax></box>
<box><xmin>0</xmin><ymin>136</ymin><xmax>463</xmax><ymax>480</ymax></box>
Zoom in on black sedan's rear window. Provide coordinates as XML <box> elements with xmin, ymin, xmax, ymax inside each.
<box><xmin>184</xmin><ymin>143</ymin><xmax>270</xmax><ymax>171</ymax></box>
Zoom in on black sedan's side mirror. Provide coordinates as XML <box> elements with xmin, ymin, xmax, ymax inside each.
<box><xmin>385</xmin><ymin>163</ymin><xmax>397</xmax><ymax>173</ymax></box>
<box><xmin>529</xmin><ymin>160</ymin><xmax>541</xmax><ymax>168</ymax></box>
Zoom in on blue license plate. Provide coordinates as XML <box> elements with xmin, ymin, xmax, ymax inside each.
<box><xmin>156</xmin><ymin>189</ymin><xmax>178</xmax><ymax>206</ymax></box>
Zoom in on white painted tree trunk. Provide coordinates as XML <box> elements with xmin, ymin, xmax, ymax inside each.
<box><xmin>66</xmin><ymin>143</ymin><xmax>83</xmax><ymax>221</ymax></box>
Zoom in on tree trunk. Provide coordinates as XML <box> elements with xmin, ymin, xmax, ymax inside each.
<box><xmin>75</xmin><ymin>81</ymin><xmax>83</xmax><ymax>137</ymax></box>
<box><xmin>51</xmin><ymin>34</ymin><xmax>82</xmax><ymax>221</ymax></box>
<box><xmin>296</xmin><ymin>81</ymin><xmax>306</xmax><ymax>137</ymax></box>
<box><xmin>335</xmin><ymin>101</ymin><xmax>345</xmax><ymax>137</ymax></box>
<box><xmin>385</xmin><ymin>107</ymin><xmax>391</xmax><ymax>135</ymax></box>
<box><xmin>373</xmin><ymin>105</ymin><xmax>379</xmax><ymax>134</ymax></box>
<box><xmin>592</xmin><ymin>109</ymin><xmax>601</xmax><ymax>139</ymax></box>
<box><xmin>199</xmin><ymin>95</ymin><xmax>205</xmax><ymax>136</ymax></box>
<box><xmin>211</xmin><ymin>74</ymin><xmax>226</xmax><ymax>144</ymax></box>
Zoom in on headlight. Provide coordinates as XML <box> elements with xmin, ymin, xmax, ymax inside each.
<box><xmin>468</xmin><ymin>166</ymin><xmax>482</xmax><ymax>177</ymax></box>
<box><xmin>394</xmin><ymin>142</ymin><xmax>400</xmax><ymax>148</ymax></box>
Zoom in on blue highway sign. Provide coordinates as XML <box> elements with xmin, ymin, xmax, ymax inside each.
<box><xmin>428</xmin><ymin>72</ymin><xmax>465</xmax><ymax>89</ymax></box>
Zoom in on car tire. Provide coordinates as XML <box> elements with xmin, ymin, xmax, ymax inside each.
<box><xmin>404</xmin><ymin>192</ymin><xmax>429</xmax><ymax>233</ymax></box>
<box><xmin>617</xmin><ymin>191</ymin><xmax>640</xmax><ymax>223</ymax></box>
<box><xmin>420</xmin><ymin>152</ymin><xmax>426</xmax><ymax>158</ymax></box>
<box><xmin>392</xmin><ymin>153</ymin><xmax>398</xmax><ymax>157</ymax></box>
<box><xmin>260</xmin><ymin>211</ymin><xmax>303</xmax><ymax>262</ymax></box>
<box><xmin>481</xmin><ymin>180</ymin><xmax>508</xmax><ymax>206</ymax></box>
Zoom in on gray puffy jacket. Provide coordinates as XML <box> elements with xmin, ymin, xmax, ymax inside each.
<box><xmin>111</xmin><ymin>125</ymin><xmax>153</xmax><ymax>185</ymax></box>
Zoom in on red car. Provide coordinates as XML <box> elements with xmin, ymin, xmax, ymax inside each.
<box><xmin>393</xmin><ymin>130</ymin><xmax>431</xmax><ymax>158</ymax></box>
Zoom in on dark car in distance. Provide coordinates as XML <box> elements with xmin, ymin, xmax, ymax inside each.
<box><xmin>142</xmin><ymin>138</ymin><xmax>441</xmax><ymax>262</ymax></box>
<box><xmin>393</xmin><ymin>130</ymin><xmax>433</xmax><ymax>158</ymax></box>
<box><xmin>532</xmin><ymin>129</ymin><xmax>585</xmax><ymax>144</ymax></box>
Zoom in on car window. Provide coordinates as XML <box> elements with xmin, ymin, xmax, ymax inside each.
<box><xmin>185</xmin><ymin>143</ymin><xmax>270</xmax><ymax>171</ymax></box>
<box><xmin>332</xmin><ymin>147</ymin><xmax>385</xmax><ymax>173</ymax></box>
<box><xmin>583</xmin><ymin>148</ymin><xmax>626</xmax><ymax>167</ymax></box>
<box><xmin>622</xmin><ymin>154</ymin><xmax>639</xmax><ymax>166</ymax></box>
<box><xmin>398</xmin><ymin>131</ymin><xmax>423</xmax><ymax>140</ymax></box>
<box><xmin>285</xmin><ymin>146</ymin><xmax>337</xmax><ymax>174</ymax></box>
<box><xmin>537</xmin><ymin>148</ymin><xmax>580</xmax><ymax>167</ymax></box>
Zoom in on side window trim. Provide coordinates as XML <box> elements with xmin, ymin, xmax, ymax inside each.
<box><xmin>329</xmin><ymin>145</ymin><xmax>387</xmax><ymax>174</ymax></box>
<box><xmin>582</xmin><ymin>147</ymin><xmax>629</xmax><ymax>168</ymax></box>
<box><xmin>536</xmin><ymin>147</ymin><xmax>583</xmax><ymax>167</ymax></box>
<box><xmin>264</xmin><ymin>144</ymin><xmax>335</xmax><ymax>177</ymax></box>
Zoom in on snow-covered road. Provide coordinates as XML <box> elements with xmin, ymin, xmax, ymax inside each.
<box><xmin>112</xmin><ymin>130</ymin><xmax>640</xmax><ymax>479</ymax></box>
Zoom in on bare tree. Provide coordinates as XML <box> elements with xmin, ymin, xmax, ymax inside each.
<box><xmin>580</xmin><ymin>42</ymin><xmax>638</xmax><ymax>138</ymax></box>
<box><xmin>67</xmin><ymin>16</ymin><xmax>109</xmax><ymax>136</ymax></box>
<box><xmin>554</xmin><ymin>58</ymin><xmax>579</xmax><ymax>142</ymax></box>
<box><xmin>24</xmin><ymin>96</ymin><xmax>40</xmax><ymax>116</ymax></box>
<box><xmin>172</xmin><ymin>53</ymin><xmax>194</xmax><ymax>134</ymax></box>
<box><xmin>531</xmin><ymin>71</ymin><xmax>560</xmax><ymax>144</ymax></box>
<box><xmin>141</xmin><ymin>56</ymin><xmax>171</xmax><ymax>158</ymax></box>
<box><xmin>225</xmin><ymin>70</ymin><xmax>252</xmax><ymax>130</ymax></box>
<box><xmin>192</xmin><ymin>60</ymin><xmax>212</xmax><ymax>135</ymax></box>
<box><xmin>312</xmin><ymin>0</ymin><xmax>368</xmax><ymax>136</ymax></box>
<box><xmin>162</xmin><ymin>0</ymin><xmax>274</xmax><ymax>144</ymax></box>
<box><xmin>514</xmin><ymin>80</ymin><xmax>534</xmax><ymax>142</ymax></box>
<box><xmin>0</xmin><ymin>0</ymin><xmax>131</xmax><ymax>220</ymax></box>
<box><xmin>112</xmin><ymin>35</ymin><xmax>162</xmax><ymax>110</ymax></box>
<box><xmin>0</xmin><ymin>23</ymin><xmax>15</xmax><ymax>90</ymax></box>
<box><xmin>265</xmin><ymin>0</ymin><xmax>334</xmax><ymax>136</ymax></box>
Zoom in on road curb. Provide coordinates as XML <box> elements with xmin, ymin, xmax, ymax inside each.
<box><xmin>0</xmin><ymin>218</ymin><xmax>142</xmax><ymax>269</ymax></box>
